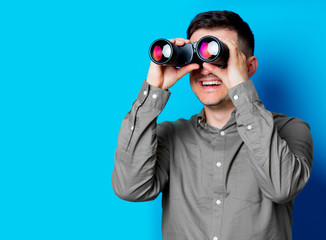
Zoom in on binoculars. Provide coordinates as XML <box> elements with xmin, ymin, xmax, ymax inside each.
<box><xmin>149</xmin><ymin>35</ymin><xmax>229</xmax><ymax>68</ymax></box>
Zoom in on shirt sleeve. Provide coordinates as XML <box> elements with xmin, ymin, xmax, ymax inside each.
<box><xmin>111</xmin><ymin>80</ymin><xmax>171</xmax><ymax>202</ymax></box>
<box><xmin>228</xmin><ymin>80</ymin><xmax>313</xmax><ymax>204</ymax></box>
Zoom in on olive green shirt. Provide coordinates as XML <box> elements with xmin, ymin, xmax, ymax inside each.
<box><xmin>112</xmin><ymin>80</ymin><xmax>313</xmax><ymax>240</ymax></box>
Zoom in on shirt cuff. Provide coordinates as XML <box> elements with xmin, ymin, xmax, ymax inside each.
<box><xmin>228</xmin><ymin>80</ymin><xmax>260</xmax><ymax>107</ymax></box>
<box><xmin>137</xmin><ymin>80</ymin><xmax>171</xmax><ymax>110</ymax></box>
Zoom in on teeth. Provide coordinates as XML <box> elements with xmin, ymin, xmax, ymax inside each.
<box><xmin>202</xmin><ymin>81</ymin><xmax>221</xmax><ymax>86</ymax></box>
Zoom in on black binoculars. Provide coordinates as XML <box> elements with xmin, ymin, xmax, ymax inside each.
<box><xmin>149</xmin><ymin>35</ymin><xmax>229</xmax><ymax>68</ymax></box>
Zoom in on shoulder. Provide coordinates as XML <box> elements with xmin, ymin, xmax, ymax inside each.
<box><xmin>272</xmin><ymin>112</ymin><xmax>312</xmax><ymax>151</ymax></box>
<box><xmin>272</xmin><ymin>112</ymin><xmax>310</xmax><ymax>132</ymax></box>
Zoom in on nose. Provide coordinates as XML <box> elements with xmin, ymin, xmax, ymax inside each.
<box><xmin>198</xmin><ymin>66</ymin><xmax>211</xmax><ymax>75</ymax></box>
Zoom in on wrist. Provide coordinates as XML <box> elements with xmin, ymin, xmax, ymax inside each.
<box><xmin>229</xmin><ymin>78</ymin><xmax>248</xmax><ymax>89</ymax></box>
<box><xmin>146</xmin><ymin>78</ymin><xmax>163</xmax><ymax>89</ymax></box>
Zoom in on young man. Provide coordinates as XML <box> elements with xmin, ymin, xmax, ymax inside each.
<box><xmin>112</xmin><ymin>11</ymin><xmax>313</xmax><ymax>240</ymax></box>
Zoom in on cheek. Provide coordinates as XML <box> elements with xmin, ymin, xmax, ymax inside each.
<box><xmin>189</xmin><ymin>73</ymin><xmax>196</xmax><ymax>86</ymax></box>
<box><xmin>189</xmin><ymin>70</ymin><xmax>201</xmax><ymax>86</ymax></box>
<box><xmin>189</xmin><ymin>73</ymin><xmax>195</xmax><ymax>83</ymax></box>
<box><xmin>189</xmin><ymin>79</ymin><xmax>196</xmax><ymax>92</ymax></box>
<box><xmin>190</xmin><ymin>68</ymin><xmax>201</xmax><ymax>78</ymax></box>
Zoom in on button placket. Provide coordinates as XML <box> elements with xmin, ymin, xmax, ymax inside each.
<box><xmin>212</xmin><ymin>140</ymin><xmax>225</xmax><ymax>240</ymax></box>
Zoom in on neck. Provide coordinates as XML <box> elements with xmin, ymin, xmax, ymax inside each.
<box><xmin>204</xmin><ymin>100</ymin><xmax>235</xmax><ymax>129</ymax></box>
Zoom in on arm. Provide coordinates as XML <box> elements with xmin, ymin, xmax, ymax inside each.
<box><xmin>202</xmin><ymin>36</ymin><xmax>313</xmax><ymax>204</ymax></box>
<box><xmin>111</xmin><ymin>81</ymin><xmax>171</xmax><ymax>202</ymax></box>
<box><xmin>228</xmin><ymin>81</ymin><xmax>313</xmax><ymax>203</ymax></box>
<box><xmin>111</xmin><ymin>38</ymin><xmax>199</xmax><ymax>202</ymax></box>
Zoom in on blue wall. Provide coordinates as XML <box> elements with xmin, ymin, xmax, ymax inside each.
<box><xmin>1</xmin><ymin>0</ymin><xmax>325</xmax><ymax>239</ymax></box>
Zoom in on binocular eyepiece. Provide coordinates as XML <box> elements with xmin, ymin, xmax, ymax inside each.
<box><xmin>149</xmin><ymin>35</ymin><xmax>229</xmax><ymax>68</ymax></box>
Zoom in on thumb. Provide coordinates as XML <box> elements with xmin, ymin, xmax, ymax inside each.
<box><xmin>176</xmin><ymin>63</ymin><xmax>200</xmax><ymax>80</ymax></box>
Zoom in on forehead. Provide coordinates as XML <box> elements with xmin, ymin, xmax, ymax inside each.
<box><xmin>189</xmin><ymin>28</ymin><xmax>238</xmax><ymax>42</ymax></box>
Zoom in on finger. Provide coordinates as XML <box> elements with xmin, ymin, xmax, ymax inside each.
<box><xmin>217</xmin><ymin>35</ymin><xmax>238</xmax><ymax>48</ymax></box>
<box><xmin>175</xmin><ymin>38</ymin><xmax>189</xmax><ymax>42</ymax></box>
<box><xmin>168</xmin><ymin>39</ymin><xmax>176</xmax><ymax>44</ymax></box>
<box><xmin>176</xmin><ymin>63</ymin><xmax>200</xmax><ymax>80</ymax></box>
<box><xmin>175</xmin><ymin>38</ymin><xmax>190</xmax><ymax>46</ymax></box>
<box><xmin>216</xmin><ymin>36</ymin><xmax>240</xmax><ymax>56</ymax></box>
<box><xmin>168</xmin><ymin>38</ymin><xmax>190</xmax><ymax>46</ymax></box>
<box><xmin>220</xmin><ymin>37</ymin><xmax>247</xmax><ymax>61</ymax></box>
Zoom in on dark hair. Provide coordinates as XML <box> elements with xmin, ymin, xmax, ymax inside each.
<box><xmin>187</xmin><ymin>10</ymin><xmax>254</xmax><ymax>57</ymax></box>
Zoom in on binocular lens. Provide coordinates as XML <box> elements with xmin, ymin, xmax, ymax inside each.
<box><xmin>153</xmin><ymin>46</ymin><xmax>162</xmax><ymax>61</ymax></box>
<box><xmin>199</xmin><ymin>41</ymin><xmax>219</xmax><ymax>60</ymax></box>
<box><xmin>150</xmin><ymin>40</ymin><xmax>172</xmax><ymax>63</ymax></box>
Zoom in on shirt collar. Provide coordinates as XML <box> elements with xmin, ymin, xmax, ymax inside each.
<box><xmin>196</xmin><ymin>108</ymin><xmax>206</xmax><ymax>128</ymax></box>
<box><xmin>195</xmin><ymin>108</ymin><xmax>237</xmax><ymax>131</ymax></box>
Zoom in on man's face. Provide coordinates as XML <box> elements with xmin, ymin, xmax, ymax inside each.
<box><xmin>190</xmin><ymin>28</ymin><xmax>238</xmax><ymax>108</ymax></box>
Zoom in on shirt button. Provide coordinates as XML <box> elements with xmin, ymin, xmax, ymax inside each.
<box><xmin>143</xmin><ymin>90</ymin><xmax>148</xmax><ymax>95</ymax></box>
<box><xmin>247</xmin><ymin>125</ymin><xmax>252</xmax><ymax>130</ymax></box>
<box><xmin>216</xmin><ymin>162</ymin><xmax>222</xmax><ymax>167</ymax></box>
<box><xmin>220</xmin><ymin>131</ymin><xmax>225</xmax><ymax>136</ymax></box>
<box><xmin>131</xmin><ymin>126</ymin><xmax>134</xmax><ymax>130</ymax></box>
<box><xmin>152</xmin><ymin>93</ymin><xmax>157</xmax><ymax>99</ymax></box>
<box><xmin>216</xmin><ymin>199</ymin><xmax>221</xmax><ymax>205</ymax></box>
<box><xmin>233</xmin><ymin>95</ymin><xmax>239</xmax><ymax>100</ymax></box>
<box><xmin>213</xmin><ymin>237</ymin><xmax>218</xmax><ymax>240</ymax></box>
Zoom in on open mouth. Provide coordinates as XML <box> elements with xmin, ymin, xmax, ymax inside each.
<box><xmin>200</xmin><ymin>80</ymin><xmax>222</xmax><ymax>86</ymax></box>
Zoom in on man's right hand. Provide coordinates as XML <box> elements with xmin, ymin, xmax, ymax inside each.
<box><xmin>146</xmin><ymin>38</ymin><xmax>200</xmax><ymax>90</ymax></box>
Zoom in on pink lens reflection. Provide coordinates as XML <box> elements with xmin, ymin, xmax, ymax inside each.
<box><xmin>153</xmin><ymin>46</ymin><xmax>162</xmax><ymax>61</ymax></box>
<box><xmin>200</xmin><ymin>42</ymin><xmax>211</xmax><ymax>59</ymax></box>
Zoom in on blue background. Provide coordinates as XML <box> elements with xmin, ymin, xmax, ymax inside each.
<box><xmin>1</xmin><ymin>0</ymin><xmax>325</xmax><ymax>239</ymax></box>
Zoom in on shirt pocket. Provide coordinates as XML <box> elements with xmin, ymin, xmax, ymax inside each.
<box><xmin>227</xmin><ymin>155</ymin><xmax>262</xmax><ymax>203</ymax></box>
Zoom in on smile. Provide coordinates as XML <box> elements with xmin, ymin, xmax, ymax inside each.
<box><xmin>200</xmin><ymin>80</ymin><xmax>222</xmax><ymax>86</ymax></box>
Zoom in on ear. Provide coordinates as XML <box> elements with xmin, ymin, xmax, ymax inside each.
<box><xmin>247</xmin><ymin>56</ymin><xmax>258</xmax><ymax>78</ymax></box>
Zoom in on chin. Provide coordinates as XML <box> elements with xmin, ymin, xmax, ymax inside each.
<box><xmin>200</xmin><ymin>96</ymin><xmax>231</xmax><ymax>108</ymax></box>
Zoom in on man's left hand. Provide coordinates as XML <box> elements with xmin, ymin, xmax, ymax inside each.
<box><xmin>201</xmin><ymin>36</ymin><xmax>249</xmax><ymax>89</ymax></box>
